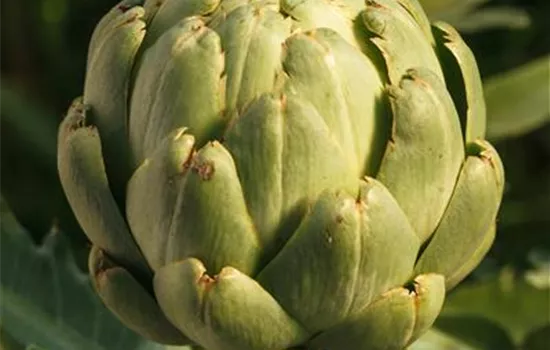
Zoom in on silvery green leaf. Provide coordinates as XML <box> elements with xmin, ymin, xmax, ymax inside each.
<box><xmin>0</xmin><ymin>199</ymin><xmax>171</xmax><ymax>350</ymax></box>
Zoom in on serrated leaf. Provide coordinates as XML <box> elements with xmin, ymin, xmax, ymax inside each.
<box><xmin>485</xmin><ymin>56</ymin><xmax>550</xmax><ymax>141</ymax></box>
<box><xmin>0</xmin><ymin>198</ymin><xmax>177</xmax><ymax>350</ymax></box>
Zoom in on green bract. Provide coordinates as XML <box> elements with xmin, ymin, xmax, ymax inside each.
<box><xmin>57</xmin><ymin>0</ymin><xmax>505</xmax><ymax>348</ymax></box>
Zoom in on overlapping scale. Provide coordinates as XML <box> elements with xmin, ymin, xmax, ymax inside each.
<box><xmin>154</xmin><ymin>258</ymin><xmax>309</xmax><ymax>350</ymax></box>
<box><xmin>165</xmin><ymin>142</ymin><xmax>261</xmax><ymax>276</ymax></box>
<box><xmin>129</xmin><ymin>17</ymin><xmax>225</xmax><ymax>163</ymax></box>
<box><xmin>58</xmin><ymin>99</ymin><xmax>150</xmax><ymax>280</ymax></box>
<box><xmin>225</xmin><ymin>91</ymin><xmax>358</xmax><ymax>261</ymax></box>
<box><xmin>415</xmin><ymin>141</ymin><xmax>505</xmax><ymax>289</ymax></box>
<box><xmin>126</xmin><ymin>128</ymin><xmax>195</xmax><ymax>271</ymax></box>
<box><xmin>309</xmin><ymin>274</ymin><xmax>445</xmax><ymax>350</ymax></box>
<box><xmin>433</xmin><ymin>22</ymin><xmax>487</xmax><ymax>142</ymax></box>
<box><xmin>361</xmin><ymin>0</ymin><xmax>444</xmax><ymax>85</ymax></box>
<box><xmin>89</xmin><ymin>247</ymin><xmax>190</xmax><ymax>345</ymax></box>
<box><xmin>376</xmin><ymin>68</ymin><xmax>464</xmax><ymax>242</ymax></box>
<box><xmin>210</xmin><ymin>4</ymin><xmax>291</xmax><ymax>119</ymax></box>
<box><xmin>257</xmin><ymin>179</ymin><xmax>420</xmax><ymax>333</ymax></box>
<box><xmin>83</xmin><ymin>1</ymin><xmax>145</xmax><ymax>197</ymax></box>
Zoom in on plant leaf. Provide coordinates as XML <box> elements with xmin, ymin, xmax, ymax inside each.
<box><xmin>410</xmin><ymin>328</ymin><xmax>477</xmax><ymax>349</ymax></box>
<box><xmin>0</xmin><ymin>83</ymin><xmax>58</xmax><ymax>163</ymax></box>
<box><xmin>440</xmin><ymin>268</ymin><xmax>550</xmax><ymax>344</ymax></box>
<box><xmin>419</xmin><ymin>0</ymin><xmax>488</xmax><ymax>22</ymax></box>
<box><xmin>485</xmin><ymin>56</ymin><xmax>550</xmax><ymax>141</ymax></box>
<box><xmin>452</xmin><ymin>7</ymin><xmax>531</xmax><ymax>33</ymax></box>
<box><xmin>419</xmin><ymin>1</ymin><xmax>530</xmax><ymax>33</ymax></box>
<box><xmin>522</xmin><ymin>324</ymin><xmax>550</xmax><ymax>350</ymax></box>
<box><xmin>0</xmin><ymin>325</ymin><xmax>26</xmax><ymax>350</ymax></box>
<box><xmin>0</xmin><ymin>198</ymin><xmax>174</xmax><ymax>350</ymax></box>
<box><xmin>434</xmin><ymin>316</ymin><xmax>516</xmax><ymax>350</ymax></box>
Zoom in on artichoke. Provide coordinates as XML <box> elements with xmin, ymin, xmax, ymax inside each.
<box><xmin>57</xmin><ymin>0</ymin><xmax>505</xmax><ymax>348</ymax></box>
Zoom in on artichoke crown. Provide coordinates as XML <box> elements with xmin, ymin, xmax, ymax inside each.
<box><xmin>57</xmin><ymin>0</ymin><xmax>504</xmax><ymax>348</ymax></box>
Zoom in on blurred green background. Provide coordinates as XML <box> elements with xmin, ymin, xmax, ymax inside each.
<box><xmin>1</xmin><ymin>0</ymin><xmax>549</xmax><ymax>349</ymax></box>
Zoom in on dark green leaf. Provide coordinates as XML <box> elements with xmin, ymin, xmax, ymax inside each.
<box><xmin>1</xmin><ymin>326</ymin><xmax>25</xmax><ymax>350</ymax></box>
<box><xmin>453</xmin><ymin>7</ymin><xmax>530</xmax><ymax>33</ymax></box>
<box><xmin>523</xmin><ymin>324</ymin><xmax>550</xmax><ymax>350</ymax></box>
<box><xmin>0</xmin><ymin>83</ymin><xmax>57</xmax><ymax>162</ymax></box>
<box><xmin>435</xmin><ymin>316</ymin><xmax>515</xmax><ymax>350</ymax></box>
<box><xmin>419</xmin><ymin>0</ymin><xmax>530</xmax><ymax>32</ymax></box>
<box><xmin>441</xmin><ymin>269</ymin><xmax>550</xmax><ymax>343</ymax></box>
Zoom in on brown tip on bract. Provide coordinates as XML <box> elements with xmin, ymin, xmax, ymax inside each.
<box><xmin>118</xmin><ymin>4</ymin><xmax>131</xmax><ymax>12</ymax></box>
<box><xmin>280</xmin><ymin>93</ymin><xmax>288</xmax><ymax>111</ymax></box>
<box><xmin>199</xmin><ymin>271</ymin><xmax>216</xmax><ymax>292</ymax></box>
<box><xmin>192</xmin><ymin>159</ymin><xmax>215</xmax><ymax>180</ymax></box>
<box><xmin>365</xmin><ymin>0</ymin><xmax>382</xmax><ymax>9</ymax></box>
<box><xmin>181</xmin><ymin>150</ymin><xmax>196</xmax><ymax>173</ymax></box>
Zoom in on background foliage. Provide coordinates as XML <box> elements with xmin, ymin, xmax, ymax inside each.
<box><xmin>1</xmin><ymin>0</ymin><xmax>549</xmax><ymax>348</ymax></box>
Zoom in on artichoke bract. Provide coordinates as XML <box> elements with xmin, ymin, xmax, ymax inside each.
<box><xmin>57</xmin><ymin>0</ymin><xmax>504</xmax><ymax>348</ymax></box>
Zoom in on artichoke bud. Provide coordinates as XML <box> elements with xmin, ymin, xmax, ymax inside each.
<box><xmin>58</xmin><ymin>0</ymin><xmax>505</xmax><ymax>348</ymax></box>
